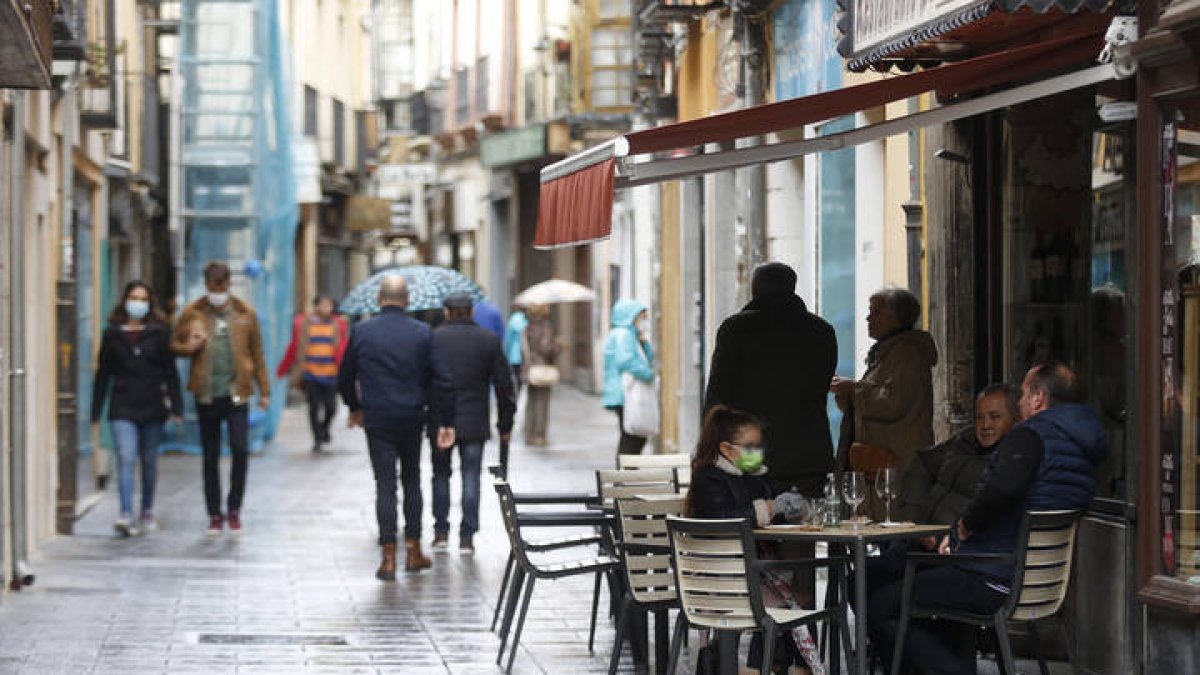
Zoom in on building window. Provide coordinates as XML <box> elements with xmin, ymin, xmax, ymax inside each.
<box><xmin>1172</xmin><ymin>126</ymin><xmax>1200</xmax><ymax>580</ymax></box>
<box><xmin>590</xmin><ymin>27</ymin><xmax>632</xmax><ymax>110</ymax></box>
<box><xmin>332</xmin><ymin>97</ymin><xmax>345</xmax><ymax>166</ymax></box>
<box><xmin>303</xmin><ymin>85</ymin><xmax>318</xmax><ymax>137</ymax></box>
<box><xmin>455</xmin><ymin>67</ymin><xmax>471</xmax><ymax>125</ymax></box>
<box><xmin>476</xmin><ymin>55</ymin><xmax>489</xmax><ymax>114</ymax></box>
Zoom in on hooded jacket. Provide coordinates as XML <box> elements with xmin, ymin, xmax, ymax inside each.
<box><xmin>502</xmin><ymin>311</ymin><xmax>528</xmax><ymax>366</ymax></box>
<box><xmin>704</xmin><ymin>293</ymin><xmax>838</xmax><ymax>485</ymax></box>
<box><xmin>840</xmin><ymin>329</ymin><xmax>939</xmax><ymax>474</ymax></box>
<box><xmin>602</xmin><ymin>299</ymin><xmax>655</xmax><ymax>408</ymax></box>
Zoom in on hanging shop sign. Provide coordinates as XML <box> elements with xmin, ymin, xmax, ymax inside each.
<box><xmin>480</xmin><ymin>122</ymin><xmax>571</xmax><ymax>168</ymax></box>
<box><xmin>345</xmin><ymin>195</ymin><xmax>392</xmax><ymax>232</ymax></box>
<box><xmin>375</xmin><ymin>163</ymin><xmax>437</xmax><ymax>200</ymax></box>
<box><xmin>293</xmin><ymin>137</ymin><xmax>322</xmax><ymax>204</ymax></box>
<box><xmin>837</xmin><ymin>0</ymin><xmax>992</xmax><ymax>67</ymax></box>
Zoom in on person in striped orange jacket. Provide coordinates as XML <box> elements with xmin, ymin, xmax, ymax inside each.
<box><xmin>277</xmin><ymin>294</ymin><xmax>349</xmax><ymax>451</ymax></box>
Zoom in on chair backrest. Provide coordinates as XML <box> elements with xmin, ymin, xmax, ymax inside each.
<box><xmin>618</xmin><ymin>453</ymin><xmax>693</xmax><ymax>487</ymax></box>
<box><xmin>616</xmin><ymin>497</ymin><xmax>685</xmax><ymax>605</ymax></box>
<box><xmin>492</xmin><ymin>480</ymin><xmax>535</xmax><ymax>570</ymax></box>
<box><xmin>596</xmin><ymin>468</ymin><xmax>678</xmax><ymax>506</ymax></box>
<box><xmin>665</xmin><ymin>516</ymin><xmax>763</xmax><ymax>630</ymax></box>
<box><xmin>1009</xmin><ymin>510</ymin><xmax>1081</xmax><ymax>622</ymax></box>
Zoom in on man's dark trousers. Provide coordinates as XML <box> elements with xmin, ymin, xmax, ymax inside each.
<box><xmin>304</xmin><ymin>379</ymin><xmax>338</xmax><ymax>442</ymax></box>
<box><xmin>197</xmin><ymin>396</ymin><xmax>249</xmax><ymax>517</ymax></box>
<box><xmin>366</xmin><ymin>421</ymin><xmax>425</xmax><ymax>544</ymax></box>
<box><xmin>867</xmin><ymin>564</ymin><xmax>1007</xmax><ymax>675</ymax></box>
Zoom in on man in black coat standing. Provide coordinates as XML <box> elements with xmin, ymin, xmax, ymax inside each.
<box><xmin>430</xmin><ymin>293</ymin><xmax>517</xmax><ymax>554</ymax></box>
<box><xmin>704</xmin><ymin>262</ymin><xmax>838</xmax><ymax>499</ymax></box>
<box><xmin>339</xmin><ymin>275</ymin><xmax>456</xmax><ymax>579</ymax></box>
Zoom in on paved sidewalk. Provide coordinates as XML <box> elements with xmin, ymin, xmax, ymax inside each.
<box><xmin>0</xmin><ymin>387</ymin><xmax>641</xmax><ymax>675</ymax></box>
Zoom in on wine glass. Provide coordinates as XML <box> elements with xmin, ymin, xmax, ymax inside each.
<box><xmin>876</xmin><ymin>468</ymin><xmax>897</xmax><ymax>526</ymax></box>
<box><xmin>842</xmin><ymin>472</ymin><xmax>866</xmax><ymax>531</ymax></box>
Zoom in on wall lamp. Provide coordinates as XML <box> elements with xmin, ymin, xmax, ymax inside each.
<box><xmin>934</xmin><ymin>148</ymin><xmax>972</xmax><ymax>165</ymax></box>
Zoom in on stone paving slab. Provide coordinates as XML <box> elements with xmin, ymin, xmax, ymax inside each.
<box><xmin>0</xmin><ymin>387</ymin><xmax>650</xmax><ymax>674</ymax></box>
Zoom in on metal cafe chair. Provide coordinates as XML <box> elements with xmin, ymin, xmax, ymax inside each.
<box><xmin>596</xmin><ymin>468</ymin><xmax>679</xmax><ymax>507</ymax></box>
<box><xmin>492</xmin><ymin>479</ymin><xmax>619</xmax><ymax>674</ymax></box>
<box><xmin>608</xmin><ymin>495</ymin><xmax>686</xmax><ymax>675</ymax></box>
<box><xmin>664</xmin><ymin>516</ymin><xmax>850</xmax><ymax>675</ymax></box>
<box><xmin>617</xmin><ymin>453</ymin><xmax>693</xmax><ymax>489</ymax></box>
<box><xmin>889</xmin><ymin>509</ymin><xmax>1082</xmax><ymax>675</ymax></box>
<box><xmin>485</xmin><ymin>466</ymin><xmax>604</xmax><ymax>634</ymax></box>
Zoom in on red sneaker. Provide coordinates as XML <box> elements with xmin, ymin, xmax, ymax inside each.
<box><xmin>228</xmin><ymin>510</ymin><xmax>242</xmax><ymax>535</ymax></box>
<box><xmin>205</xmin><ymin>515</ymin><xmax>223</xmax><ymax>537</ymax></box>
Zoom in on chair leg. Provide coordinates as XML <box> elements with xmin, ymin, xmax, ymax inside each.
<box><xmin>491</xmin><ymin>552</ymin><xmax>516</xmax><ymax>632</ymax></box>
<box><xmin>654</xmin><ymin>609</ymin><xmax>670</xmax><ymax>675</ymax></box>
<box><xmin>607</xmin><ymin>593</ymin><xmax>633</xmax><ymax>675</ymax></box>
<box><xmin>889</xmin><ymin>612</ymin><xmax>910</xmax><ymax>675</ymax></box>
<box><xmin>590</xmin><ymin>570</ymin><xmax>604</xmax><ymax>653</ymax></box>
<box><xmin>496</xmin><ymin>568</ymin><xmax>525</xmax><ymax>664</ymax></box>
<box><xmin>760</xmin><ymin>620</ymin><xmax>777</xmax><ymax>675</ymax></box>
<box><xmin>505</xmin><ymin>576</ymin><xmax>537</xmax><ymax>674</ymax></box>
<box><xmin>665</xmin><ymin>611</ymin><xmax>687</xmax><ymax>675</ymax></box>
<box><xmin>1028</xmin><ymin>621</ymin><xmax>1050</xmax><ymax>675</ymax></box>
<box><xmin>994</xmin><ymin>618</ymin><xmax>1016</xmax><ymax>675</ymax></box>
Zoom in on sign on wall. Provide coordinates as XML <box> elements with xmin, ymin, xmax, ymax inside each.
<box><xmin>375</xmin><ymin>163</ymin><xmax>437</xmax><ymax>200</ymax></box>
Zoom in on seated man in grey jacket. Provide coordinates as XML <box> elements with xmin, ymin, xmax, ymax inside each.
<box><xmin>866</xmin><ymin>383</ymin><xmax>1022</xmax><ymax>592</ymax></box>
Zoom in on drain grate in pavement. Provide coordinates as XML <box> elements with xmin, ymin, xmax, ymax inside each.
<box><xmin>196</xmin><ymin>634</ymin><xmax>349</xmax><ymax>646</ymax></box>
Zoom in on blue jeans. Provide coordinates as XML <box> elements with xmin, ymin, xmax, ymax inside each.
<box><xmin>432</xmin><ymin>440</ymin><xmax>484</xmax><ymax>538</ymax></box>
<box><xmin>109</xmin><ymin>419</ymin><xmax>165</xmax><ymax>516</ymax></box>
<box><xmin>366</xmin><ymin>422</ymin><xmax>425</xmax><ymax>543</ymax></box>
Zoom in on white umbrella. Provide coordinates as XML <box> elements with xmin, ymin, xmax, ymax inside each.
<box><xmin>514</xmin><ymin>279</ymin><xmax>596</xmax><ymax>305</ymax></box>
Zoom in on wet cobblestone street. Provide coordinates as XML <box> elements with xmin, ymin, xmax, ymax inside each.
<box><xmin>0</xmin><ymin>388</ymin><xmax>637</xmax><ymax>674</ymax></box>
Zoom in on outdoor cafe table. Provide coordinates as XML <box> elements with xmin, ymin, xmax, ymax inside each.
<box><xmin>754</xmin><ymin>522</ymin><xmax>949</xmax><ymax>675</ymax></box>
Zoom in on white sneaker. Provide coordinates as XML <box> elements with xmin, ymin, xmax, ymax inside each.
<box><xmin>114</xmin><ymin>516</ymin><xmax>140</xmax><ymax>538</ymax></box>
<box><xmin>140</xmin><ymin>513</ymin><xmax>158</xmax><ymax>532</ymax></box>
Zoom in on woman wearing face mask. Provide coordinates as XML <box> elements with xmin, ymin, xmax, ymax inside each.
<box><xmin>91</xmin><ymin>281</ymin><xmax>183</xmax><ymax>537</ymax></box>
<box><xmin>601</xmin><ymin>299</ymin><xmax>656</xmax><ymax>457</ymax></box>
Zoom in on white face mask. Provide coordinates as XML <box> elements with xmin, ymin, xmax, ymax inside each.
<box><xmin>206</xmin><ymin>291</ymin><xmax>229</xmax><ymax>307</ymax></box>
<box><xmin>636</xmin><ymin>317</ymin><xmax>648</xmax><ymax>332</ymax></box>
<box><xmin>124</xmin><ymin>300</ymin><xmax>150</xmax><ymax>320</ymax></box>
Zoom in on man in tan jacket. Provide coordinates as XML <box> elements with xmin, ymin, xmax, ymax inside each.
<box><xmin>172</xmin><ymin>261</ymin><xmax>270</xmax><ymax>536</ymax></box>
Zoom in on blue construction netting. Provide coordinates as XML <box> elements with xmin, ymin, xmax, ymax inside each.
<box><xmin>165</xmin><ymin>0</ymin><xmax>297</xmax><ymax>453</ymax></box>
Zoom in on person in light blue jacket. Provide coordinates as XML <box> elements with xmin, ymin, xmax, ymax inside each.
<box><xmin>603</xmin><ymin>299</ymin><xmax>655</xmax><ymax>456</ymax></box>
<box><xmin>502</xmin><ymin>307</ymin><xmax>528</xmax><ymax>394</ymax></box>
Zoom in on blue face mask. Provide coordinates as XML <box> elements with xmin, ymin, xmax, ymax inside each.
<box><xmin>125</xmin><ymin>300</ymin><xmax>150</xmax><ymax>321</ymax></box>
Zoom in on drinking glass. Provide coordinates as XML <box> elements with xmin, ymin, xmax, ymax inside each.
<box><xmin>842</xmin><ymin>472</ymin><xmax>866</xmax><ymax>531</ymax></box>
<box><xmin>876</xmin><ymin>468</ymin><xmax>897</xmax><ymax>526</ymax></box>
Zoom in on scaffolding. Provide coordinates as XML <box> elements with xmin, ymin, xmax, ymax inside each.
<box><xmin>168</xmin><ymin>0</ymin><xmax>297</xmax><ymax>451</ymax></box>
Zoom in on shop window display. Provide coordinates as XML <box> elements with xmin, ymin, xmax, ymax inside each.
<box><xmin>1003</xmin><ymin>91</ymin><xmax>1132</xmax><ymax>504</ymax></box>
<box><xmin>1173</xmin><ymin>129</ymin><xmax>1200</xmax><ymax>581</ymax></box>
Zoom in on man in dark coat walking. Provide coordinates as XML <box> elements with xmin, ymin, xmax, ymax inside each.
<box><xmin>704</xmin><ymin>262</ymin><xmax>838</xmax><ymax>498</ymax></box>
<box><xmin>430</xmin><ymin>293</ymin><xmax>516</xmax><ymax>554</ymax></box>
<box><xmin>339</xmin><ymin>275</ymin><xmax>456</xmax><ymax>579</ymax></box>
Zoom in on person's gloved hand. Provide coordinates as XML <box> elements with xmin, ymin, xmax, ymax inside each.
<box><xmin>773</xmin><ymin>491</ymin><xmax>815</xmax><ymax>524</ymax></box>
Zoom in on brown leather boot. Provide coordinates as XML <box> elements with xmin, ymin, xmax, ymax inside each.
<box><xmin>376</xmin><ymin>543</ymin><xmax>397</xmax><ymax>581</ymax></box>
<box><xmin>404</xmin><ymin>538</ymin><xmax>431</xmax><ymax>571</ymax></box>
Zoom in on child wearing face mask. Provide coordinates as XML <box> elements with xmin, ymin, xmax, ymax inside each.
<box><xmin>92</xmin><ymin>281</ymin><xmax>182</xmax><ymax>537</ymax></box>
<box><xmin>685</xmin><ymin>406</ymin><xmax>819</xmax><ymax>675</ymax></box>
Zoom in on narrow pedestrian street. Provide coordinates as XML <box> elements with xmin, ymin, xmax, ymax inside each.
<box><xmin>0</xmin><ymin>388</ymin><xmax>634</xmax><ymax>674</ymax></box>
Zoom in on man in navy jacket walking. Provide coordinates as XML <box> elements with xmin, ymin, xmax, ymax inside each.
<box><xmin>339</xmin><ymin>275</ymin><xmax>456</xmax><ymax>579</ymax></box>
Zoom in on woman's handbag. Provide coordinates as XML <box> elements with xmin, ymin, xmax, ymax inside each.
<box><xmin>527</xmin><ymin>364</ymin><xmax>560</xmax><ymax>387</ymax></box>
<box><xmin>849</xmin><ymin>441</ymin><xmax>894</xmax><ymax>477</ymax></box>
<box><xmin>621</xmin><ymin>372</ymin><xmax>660</xmax><ymax>437</ymax></box>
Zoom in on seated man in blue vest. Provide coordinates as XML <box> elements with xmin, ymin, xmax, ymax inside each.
<box><xmin>867</xmin><ymin>361</ymin><xmax>1108</xmax><ymax>675</ymax></box>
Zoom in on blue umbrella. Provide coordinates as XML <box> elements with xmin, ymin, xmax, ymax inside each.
<box><xmin>340</xmin><ymin>266</ymin><xmax>485</xmax><ymax>315</ymax></box>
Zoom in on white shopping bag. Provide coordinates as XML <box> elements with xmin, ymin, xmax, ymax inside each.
<box><xmin>621</xmin><ymin>372</ymin><xmax>660</xmax><ymax>437</ymax></box>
